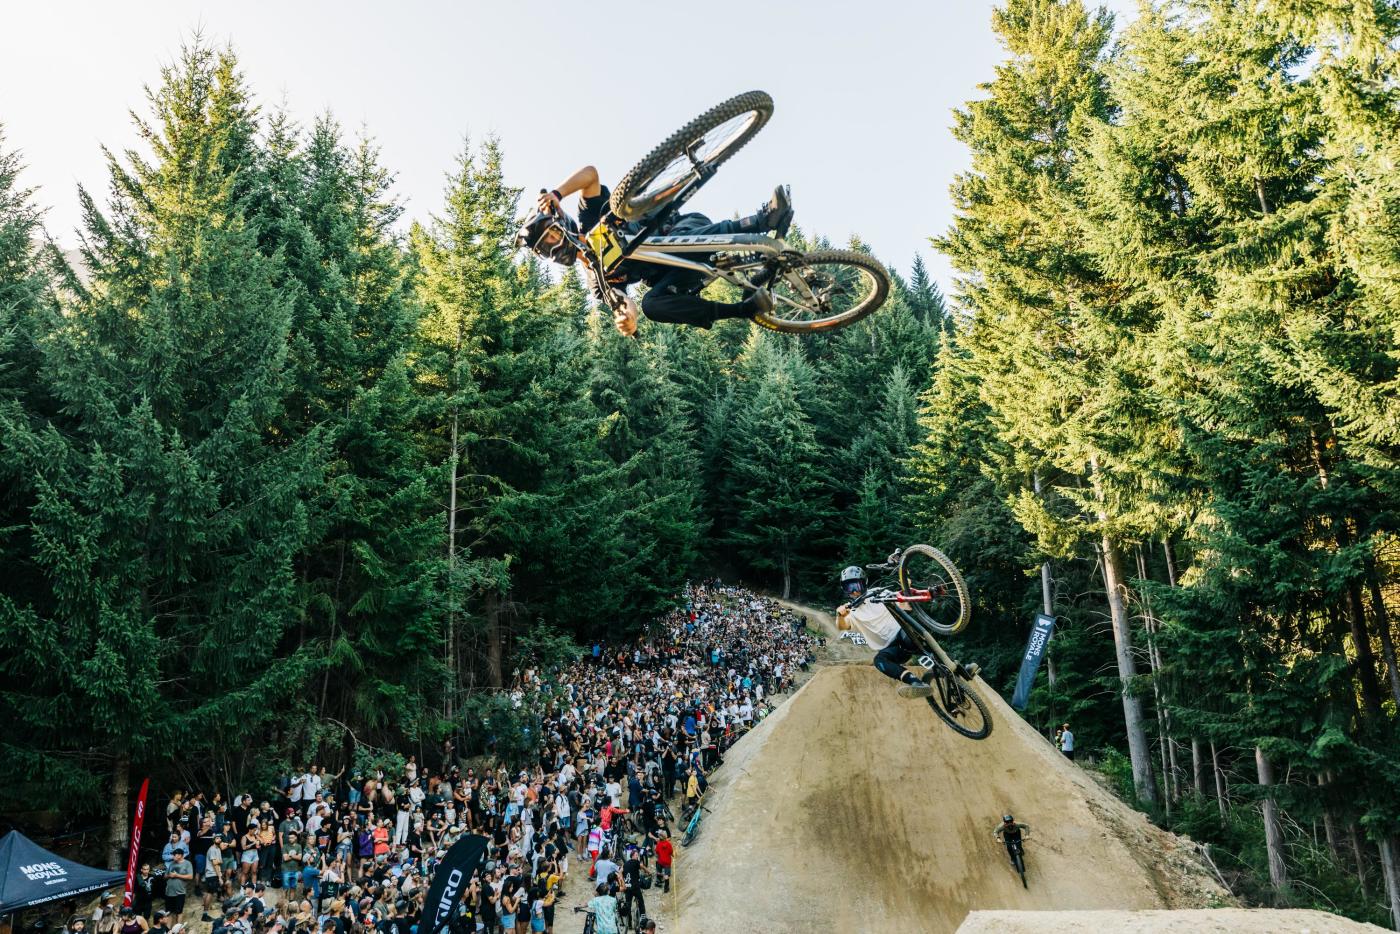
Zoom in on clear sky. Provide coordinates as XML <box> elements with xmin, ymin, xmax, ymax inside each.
<box><xmin>0</xmin><ymin>0</ymin><xmax>1138</xmax><ymax>294</ymax></box>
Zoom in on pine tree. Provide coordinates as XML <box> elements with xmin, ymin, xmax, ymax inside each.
<box><xmin>727</xmin><ymin>336</ymin><xmax>833</xmax><ymax>598</ymax></box>
<box><xmin>941</xmin><ymin>0</ymin><xmax>1160</xmax><ymax>804</ymax></box>
<box><xmin>0</xmin><ymin>42</ymin><xmax>320</xmax><ymax>867</ymax></box>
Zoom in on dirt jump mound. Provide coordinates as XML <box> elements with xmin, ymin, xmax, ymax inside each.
<box><xmin>673</xmin><ymin>663</ymin><xmax>1224</xmax><ymax>933</ymax></box>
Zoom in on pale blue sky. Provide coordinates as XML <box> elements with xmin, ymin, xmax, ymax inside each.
<box><xmin>1</xmin><ymin>0</ymin><xmax>1137</xmax><ymax>294</ymax></box>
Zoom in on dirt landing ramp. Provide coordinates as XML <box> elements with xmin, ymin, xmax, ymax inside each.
<box><xmin>958</xmin><ymin>909</ymin><xmax>1386</xmax><ymax>932</ymax></box>
<box><xmin>674</xmin><ymin>664</ymin><xmax>1225</xmax><ymax>933</ymax></box>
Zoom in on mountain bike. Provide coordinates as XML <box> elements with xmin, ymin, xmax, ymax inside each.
<box><xmin>572</xmin><ymin>905</ymin><xmax>596</xmax><ymax>934</ymax></box>
<box><xmin>995</xmin><ymin>831</ymin><xmax>1030</xmax><ymax>888</ymax></box>
<box><xmin>563</xmin><ymin>90</ymin><xmax>891</xmax><ymax>334</ymax></box>
<box><xmin>855</xmin><ymin>545</ymin><xmax>992</xmax><ymax>739</ymax></box>
<box><xmin>681</xmin><ymin>802</ymin><xmax>710</xmax><ymax>847</ymax></box>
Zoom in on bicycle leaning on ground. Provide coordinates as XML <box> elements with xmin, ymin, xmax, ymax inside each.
<box><xmin>680</xmin><ymin>798</ymin><xmax>711</xmax><ymax>847</ymax></box>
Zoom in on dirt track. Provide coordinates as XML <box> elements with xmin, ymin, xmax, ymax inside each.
<box><xmin>958</xmin><ymin>909</ymin><xmax>1387</xmax><ymax>932</ymax></box>
<box><xmin>672</xmin><ymin>601</ymin><xmax>1228</xmax><ymax>932</ymax></box>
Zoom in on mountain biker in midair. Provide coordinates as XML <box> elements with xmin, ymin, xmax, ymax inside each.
<box><xmin>516</xmin><ymin>165</ymin><xmax>793</xmax><ymax>336</ymax></box>
<box><xmin>834</xmin><ymin>565</ymin><xmax>936</xmax><ymax>699</ymax></box>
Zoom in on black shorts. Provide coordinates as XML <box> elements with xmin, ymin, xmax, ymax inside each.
<box><xmin>165</xmin><ymin>894</ymin><xmax>186</xmax><ymax>916</ymax></box>
<box><xmin>203</xmin><ymin>877</ymin><xmax>221</xmax><ymax>895</ymax></box>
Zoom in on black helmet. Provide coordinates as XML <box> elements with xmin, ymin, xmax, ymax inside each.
<box><xmin>514</xmin><ymin>210</ymin><xmax>579</xmax><ymax>265</ymax></box>
<box><xmin>839</xmin><ymin>565</ymin><xmax>866</xmax><ymax>597</ymax></box>
<box><xmin>1002</xmin><ymin>813</ymin><xmax>1014</xmax><ymax>823</ymax></box>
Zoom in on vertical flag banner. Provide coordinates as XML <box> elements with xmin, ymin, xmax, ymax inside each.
<box><xmin>422</xmin><ymin>834</ymin><xmax>489</xmax><ymax>934</ymax></box>
<box><xmin>122</xmin><ymin>778</ymin><xmax>149</xmax><ymax>907</ymax></box>
<box><xmin>1011</xmin><ymin>613</ymin><xmax>1056</xmax><ymax>710</ymax></box>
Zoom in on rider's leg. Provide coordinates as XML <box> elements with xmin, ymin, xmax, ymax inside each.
<box><xmin>873</xmin><ymin>631</ymin><xmax>933</xmax><ymax>697</ymax></box>
<box><xmin>872</xmin><ymin>631</ymin><xmax>919</xmax><ymax>682</ymax></box>
<box><xmin>640</xmin><ymin>270</ymin><xmax>768</xmax><ymax>328</ymax></box>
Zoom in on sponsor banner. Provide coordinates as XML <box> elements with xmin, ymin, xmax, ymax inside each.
<box><xmin>421</xmin><ymin>835</ymin><xmax>489</xmax><ymax>934</ymax></box>
<box><xmin>1011</xmin><ymin>613</ymin><xmax>1056</xmax><ymax>711</ymax></box>
<box><xmin>123</xmin><ymin>778</ymin><xmax>150</xmax><ymax>907</ymax></box>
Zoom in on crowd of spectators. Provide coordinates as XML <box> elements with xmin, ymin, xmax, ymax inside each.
<box><xmin>79</xmin><ymin>582</ymin><xmax>815</xmax><ymax>934</ymax></box>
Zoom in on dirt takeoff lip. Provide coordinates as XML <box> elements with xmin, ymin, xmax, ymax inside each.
<box><xmin>671</xmin><ymin>660</ymin><xmax>1231</xmax><ymax>933</ymax></box>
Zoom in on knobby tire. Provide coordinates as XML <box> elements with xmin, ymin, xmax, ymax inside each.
<box><xmin>927</xmin><ymin>671</ymin><xmax>992</xmax><ymax>740</ymax></box>
<box><xmin>898</xmin><ymin>543</ymin><xmax>971</xmax><ymax>635</ymax></box>
<box><xmin>611</xmin><ymin>91</ymin><xmax>773</xmax><ymax>222</ymax></box>
<box><xmin>751</xmin><ymin>249</ymin><xmax>891</xmax><ymax>334</ymax></box>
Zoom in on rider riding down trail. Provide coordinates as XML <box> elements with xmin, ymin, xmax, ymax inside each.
<box><xmin>994</xmin><ymin>814</ymin><xmax>1031</xmax><ymax>848</ymax></box>
<box><xmin>521</xmin><ymin>164</ymin><xmax>794</xmax><ymax>336</ymax></box>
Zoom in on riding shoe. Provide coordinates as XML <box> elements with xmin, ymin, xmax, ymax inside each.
<box><xmin>955</xmin><ymin>661</ymin><xmax>981</xmax><ymax>681</ymax></box>
<box><xmin>737</xmin><ymin>185</ymin><xmax>794</xmax><ymax>237</ymax></box>
<box><xmin>740</xmin><ymin>288</ymin><xmax>774</xmax><ymax>318</ymax></box>
<box><xmin>897</xmin><ymin>679</ymin><xmax>934</xmax><ymax>699</ymax></box>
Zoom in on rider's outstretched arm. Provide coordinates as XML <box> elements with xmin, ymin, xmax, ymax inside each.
<box><xmin>541</xmin><ymin>165</ymin><xmax>602</xmax><ymax>212</ymax></box>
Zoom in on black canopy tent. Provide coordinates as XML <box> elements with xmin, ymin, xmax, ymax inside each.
<box><xmin>0</xmin><ymin>831</ymin><xmax>124</xmax><ymax>916</ymax></box>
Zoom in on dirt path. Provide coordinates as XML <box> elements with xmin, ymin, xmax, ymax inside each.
<box><xmin>958</xmin><ymin>909</ymin><xmax>1388</xmax><ymax>932</ymax></box>
<box><xmin>669</xmin><ymin>595</ymin><xmax>1231</xmax><ymax>933</ymax></box>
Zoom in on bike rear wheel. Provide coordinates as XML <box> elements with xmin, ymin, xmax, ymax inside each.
<box><xmin>751</xmin><ymin>249</ymin><xmax>890</xmax><ymax>334</ymax></box>
<box><xmin>1013</xmin><ymin>849</ymin><xmax>1028</xmax><ymax>888</ymax></box>
<box><xmin>927</xmin><ymin>670</ymin><xmax>992</xmax><ymax>739</ymax></box>
<box><xmin>898</xmin><ymin>544</ymin><xmax>970</xmax><ymax>635</ymax></box>
<box><xmin>611</xmin><ymin>90</ymin><xmax>773</xmax><ymax>222</ymax></box>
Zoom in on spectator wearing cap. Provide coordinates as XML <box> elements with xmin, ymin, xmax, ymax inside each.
<box><xmin>91</xmin><ymin>893</ymin><xmax>119</xmax><ymax>934</ymax></box>
<box><xmin>163</xmin><ymin>848</ymin><xmax>193</xmax><ymax>923</ymax></box>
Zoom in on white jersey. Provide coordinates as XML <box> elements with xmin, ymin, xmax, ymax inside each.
<box><xmin>845</xmin><ymin>601</ymin><xmax>902</xmax><ymax>650</ymax></box>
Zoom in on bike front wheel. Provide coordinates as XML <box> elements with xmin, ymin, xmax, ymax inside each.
<box><xmin>751</xmin><ymin>249</ymin><xmax>890</xmax><ymax>334</ymax></box>
<box><xmin>611</xmin><ymin>90</ymin><xmax>773</xmax><ymax>222</ymax></box>
<box><xmin>898</xmin><ymin>544</ymin><xmax>970</xmax><ymax>636</ymax></box>
<box><xmin>927</xmin><ymin>671</ymin><xmax>992</xmax><ymax>739</ymax></box>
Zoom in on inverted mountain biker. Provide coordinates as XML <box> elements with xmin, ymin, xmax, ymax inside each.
<box><xmin>834</xmin><ymin>565</ymin><xmax>935</xmax><ymax>700</ymax></box>
<box><xmin>517</xmin><ymin>165</ymin><xmax>793</xmax><ymax>336</ymax></box>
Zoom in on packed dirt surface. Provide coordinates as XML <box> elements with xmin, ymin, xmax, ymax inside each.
<box><xmin>672</xmin><ymin>601</ymin><xmax>1232</xmax><ymax>933</ymax></box>
<box><xmin>958</xmin><ymin>909</ymin><xmax>1388</xmax><ymax>932</ymax></box>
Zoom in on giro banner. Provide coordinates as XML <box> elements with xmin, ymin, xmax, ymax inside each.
<box><xmin>1011</xmin><ymin>613</ymin><xmax>1056</xmax><ymax>711</ymax></box>
<box><xmin>422</xmin><ymin>834</ymin><xmax>489</xmax><ymax>934</ymax></box>
<box><xmin>122</xmin><ymin>777</ymin><xmax>150</xmax><ymax>907</ymax></box>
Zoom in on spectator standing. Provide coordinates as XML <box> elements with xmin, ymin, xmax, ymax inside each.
<box><xmin>163</xmin><ymin>850</ymin><xmax>193</xmax><ymax>924</ymax></box>
<box><xmin>1061</xmin><ymin>723</ymin><xmax>1076</xmax><ymax>761</ymax></box>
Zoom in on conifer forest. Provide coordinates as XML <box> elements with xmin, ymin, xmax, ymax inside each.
<box><xmin>3</xmin><ymin>1</ymin><xmax>1400</xmax><ymax>926</ymax></box>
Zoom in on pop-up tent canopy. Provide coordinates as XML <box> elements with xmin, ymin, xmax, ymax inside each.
<box><xmin>0</xmin><ymin>831</ymin><xmax>124</xmax><ymax>916</ymax></box>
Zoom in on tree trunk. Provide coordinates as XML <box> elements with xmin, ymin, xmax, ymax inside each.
<box><xmin>1319</xmin><ymin>774</ymin><xmax>1341</xmax><ymax>862</ymax></box>
<box><xmin>1256</xmin><ymin>747</ymin><xmax>1289</xmax><ymax>893</ymax></box>
<box><xmin>1311</xmin><ymin>431</ymin><xmax>1386</xmax><ymax>718</ymax></box>
<box><xmin>107</xmin><ymin>753</ymin><xmax>131</xmax><ymax>871</ymax></box>
<box><xmin>1100</xmin><ymin>534</ymin><xmax>1158</xmax><ymax>805</ymax></box>
<box><xmin>1351</xmin><ymin>823</ymin><xmax>1371</xmax><ymax>898</ymax></box>
<box><xmin>1162</xmin><ymin>538</ymin><xmax>1178</xmax><ymax>588</ymax></box>
<box><xmin>485</xmin><ymin>589</ymin><xmax>504</xmax><ymax>690</ymax></box>
<box><xmin>1137</xmin><ymin>547</ymin><xmax>1176</xmax><ymax>807</ymax></box>
<box><xmin>1192</xmin><ymin>739</ymin><xmax>1206</xmax><ymax>796</ymax></box>
<box><xmin>781</xmin><ymin>552</ymin><xmax>792</xmax><ymax>601</ymax></box>
<box><xmin>1364</xmin><ymin>561</ymin><xmax>1400</xmax><ymax>708</ymax></box>
<box><xmin>1211</xmin><ymin>741</ymin><xmax>1228</xmax><ymax>821</ymax></box>
<box><xmin>1345</xmin><ymin>577</ymin><xmax>1385</xmax><ymax>719</ymax></box>
<box><xmin>446</xmin><ymin>409</ymin><xmax>460</xmax><ymax>717</ymax></box>
<box><xmin>1035</xmin><ymin>471</ymin><xmax>1056</xmax><ymax>686</ymax></box>
<box><xmin>1377</xmin><ymin>836</ymin><xmax>1400</xmax><ymax>932</ymax></box>
<box><xmin>1036</xmin><ymin>470</ymin><xmax>1052</xmax><ymax>683</ymax></box>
